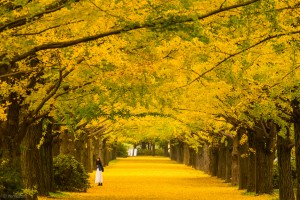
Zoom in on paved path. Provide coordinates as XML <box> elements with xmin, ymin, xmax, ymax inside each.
<box><xmin>40</xmin><ymin>156</ymin><xmax>274</xmax><ymax>200</ymax></box>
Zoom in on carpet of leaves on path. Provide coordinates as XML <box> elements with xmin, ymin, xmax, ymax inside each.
<box><xmin>39</xmin><ymin>157</ymin><xmax>276</xmax><ymax>200</ymax></box>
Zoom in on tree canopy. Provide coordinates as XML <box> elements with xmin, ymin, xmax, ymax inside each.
<box><xmin>0</xmin><ymin>0</ymin><xmax>300</xmax><ymax>147</ymax></box>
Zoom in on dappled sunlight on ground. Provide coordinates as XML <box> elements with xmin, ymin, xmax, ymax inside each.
<box><xmin>39</xmin><ymin>157</ymin><xmax>276</xmax><ymax>200</ymax></box>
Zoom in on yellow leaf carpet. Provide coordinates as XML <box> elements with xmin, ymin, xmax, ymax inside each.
<box><xmin>39</xmin><ymin>156</ymin><xmax>276</xmax><ymax>200</ymax></box>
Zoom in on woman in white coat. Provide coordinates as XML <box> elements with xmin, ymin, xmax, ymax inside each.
<box><xmin>95</xmin><ymin>157</ymin><xmax>104</xmax><ymax>186</ymax></box>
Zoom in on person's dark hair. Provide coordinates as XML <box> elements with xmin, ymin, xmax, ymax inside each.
<box><xmin>96</xmin><ymin>157</ymin><xmax>102</xmax><ymax>164</ymax></box>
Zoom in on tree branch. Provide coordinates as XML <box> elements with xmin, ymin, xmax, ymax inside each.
<box><xmin>45</xmin><ymin>57</ymin><xmax>83</xmax><ymax>94</ymax></box>
<box><xmin>32</xmin><ymin>69</ymin><xmax>62</xmax><ymax>116</ymax></box>
<box><xmin>176</xmin><ymin>30</ymin><xmax>300</xmax><ymax>89</ymax></box>
<box><xmin>0</xmin><ymin>68</ymin><xmax>37</xmax><ymax>78</ymax></box>
<box><xmin>30</xmin><ymin>111</ymin><xmax>50</xmax><ymax>124</ymax></box>
<box><xmin>0</xmin><ymin>0</ymin><xmax>80</xmax><ymax>33</ymax></box>
<box><xmin>4</xmin><ymin>0</ymin><xmax>260</xmax><ymax>69</ymax></box>
<box><xmin>166</xmin><ymin>0</ymin><xmax>260</xmax><ymax>26</ymax></box>
<box><xmin>0</xmin><ymin>0</ymin><xmax>32</xmax><ymax>11</ymax></box>
<box><xmin>270</xmin><ymin>64</ymin><xmax>300</xmax><ymax>88</ymax></box>
<box><xmin>11</xmin><ymin>20</ymin><xmax>84</xmax><ymax>36</ymax></box>
<box><xmin>54</xmin><ymin>81</ymin><xmax>93</xmax><ymax>99</ymax></box>
<box><xmin>220</xmin><ymin>130</ymin><xmax>233</xmax><ymax>139</ymax></box>
<box><xmin>257</xmin><ymin>119</ymin><xmax>270</xmax><ymax>139</ymax></box>
<box><xmin>87</xmin><ymin>0</ymin><xmax>120</xmax><ymax>18</ymax></box>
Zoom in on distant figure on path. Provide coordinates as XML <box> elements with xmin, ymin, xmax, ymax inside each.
<box><xmin>95</xmin><ymin>157</ymin><xmax>104</xmax><ymax>186</ymax></box>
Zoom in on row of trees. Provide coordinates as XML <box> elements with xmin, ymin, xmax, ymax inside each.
<box><xmin>0</xmin><ymin>0</ymin><xmax>300</xmax><ymax>200</ymax></box>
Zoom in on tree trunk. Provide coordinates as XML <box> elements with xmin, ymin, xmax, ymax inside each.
<box><xmin>82</xmin><ymin>137</ymin><xmax>90</xmax><ymax>172</ymax></box>
<box><xmin>217</xmin><ymin>143</ymin><xmax>226</xmax><ymax>179</ymax></box>
<box><xmin>292</xmin><ymin>99</ymin><xmax>300</xmax><ymax>200</ymax></box>
<box><xmin>238</xmin><ymin>129</ymin><xmax>248</xmax><ymax>190</ymax></box>
<box><xmin>51</xmin><ymin>127</ymin><xmax>60</xmax><ymax>157</ymax></box>
<box><xmin>183</xmin><ymin>143</ymin><xmax>190</xmax><ymax>165</ymax></box>
<box><xmin>189</xmin><ymin>148</ymin><xmax>196</xmax><ymax>168</ymax></box>
<box><xmin>152</xmin><ymin>143</ymin><xmax>156</xmax><ymax>156</ymax></box>
<box><xmin>203</xmin><ymin>143</ymin><xmax>210</xmax><ymax>173</ymax></box>
<box><xmin>85</xmin><ymin>138</ymin><xmax>93</xmax><ymax>172</ymax></box>
<box><xmin>255</xmin><ymin>139</ymin><xmax>265</xmax><ymax>194</ymax></box>
<box><xmin>112</xmin><ymin>144</ymin><xmax>117</xmax><ymax>160</ymax></box>
<box><xmin>277</xmin><ymin>134</ymin><xmax>295</xmax><ymax>200</ymax></box>
<box><xmin>196</xmin><ymin>146</ymin><xmax>203</xmax><ymax>170</ymax></box>
<box><xmin>59</xmin><ymin>130</ymin><xmax>75</xmax><ymax>156</ymax></box>
<box><xmin>231</xmin><ymin>135</ymin><xmax>239</xmax><ymax>186</ymax></box>
<box><xmin>247</xmin><ymin>131</ymin><xmax>256</xmax><ymax>192</ymax></box>
<box><xmin>176</xmin><ymin>141</ymin><xmax>184</xmax><ymax>164</ymax></box>
<box><xmin>141</xmin><ymin>142</ymin><xmax>147</xmax><ymax>149</ymax></box>
<box><xmin>74</xmin><ymin>134</ymin><xmax>84</xmax><ymax>164</ymax></box>
<box><xmin>170</xmin><ymin>139</ymin><xmax>177</xmax><ymax>161</ymax></box>
<box><xmin>39</xmin><ymin>121</ymin><xmax>55</xmax><ymax>193</ymax></box>
<box><xmin>21</xmin><ymin>120</ymin><xmax>52</xmax><ymax>200</ymax></box>
<box><xmin>163</xmin><ymin>143</ymin><xmax>169</xmax><ymax>157</ymax></box>
<box><xmin>209</xmin><ymin>146</ymin><xmax>218</xmax><ymax>176</ymax></box>
<box><xmin>255</xmin><ymin>133</ymin><xmax>275</xmax><ymax>194</ymax></box>
<box><xmin>225</xmin><ymin>138</ymin><xmax>232</xmax><ymax>183</ymax></box>
<box><xmin>102</xmin><ymin>139</ymin><xmax>109</xmax><ymax>166</ymax></box>
<box><xmin>2</xmin><ymin>93</ymin><xmax>21</xmax><ymax>159</ymax></box>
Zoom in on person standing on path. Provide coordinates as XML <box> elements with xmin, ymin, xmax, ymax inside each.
<box><xmin>95</xmin><ymin>157</ymin><xmax>104</xmax><ymax>186</ymax></box>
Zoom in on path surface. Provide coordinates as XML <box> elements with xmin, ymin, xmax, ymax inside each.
<box><xmin>40</xmin><ymin>156</ymin><xmax>275</xmax><ymax>200</ymax></box>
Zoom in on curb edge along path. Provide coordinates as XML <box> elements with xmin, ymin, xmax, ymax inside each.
<box><xmin>40</xmin><ymin>156</ymin><xmax>275</xmax><ymax>200</ymax></box>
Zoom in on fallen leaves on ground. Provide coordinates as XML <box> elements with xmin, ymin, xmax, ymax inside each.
<box><xmin>39</xmin><ymin>156</ymin><xmax>276</xmax><ymax>200</ymax></box>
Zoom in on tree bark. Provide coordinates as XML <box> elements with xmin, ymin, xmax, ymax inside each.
<box><xmin>217</xmin><ymin>143</ymin><xmax>226</xmax><ymax>179</ymax></box>
<box><xmin>81</xmin><ymin>136</ymin><xmax>91</xmax><ymax>172</ymax></box>
<box><xmin>151</xmin><ymin>143</ymin><xmax>156</xmax><ymax>156</ymax></box>
<box><xmin>277</xmin><ymin>134</ymin><xmax>295</xmax><ymax>200</ymax></box>
<box><xmin>163</xmin><ymin>143</ymin><xmax>169</xmax><ymax>157</ymax></box>
<box><xmin>254</xmin><ymin>122</ymin><xmax>276</xmax><ymax>194</ymax></box>
<box><xmin>102</xmin><ymin>139</ymin><xmax>109</xmax><ymax>166</ymax></box>
<box><xmin>20</xmin><ymin>120</ymin><xmax>52</xmax><ymax>200</ymax></box>
<box><xmin>141</xmin><ymin>142</ymin><xmax>147</xmax><ymax>149</ymax></box>
<box><xmin>39</xmin><ymin>121</ymin><xmax>55</xmax><ymax>193</ymax></box>
<box><xmin>292</xmin><ymin>99</ymin><xmax>300</xmax><ymax>200</ymax></box>
<box><xmin>176</xmin><ymin>141</ymin><xmax>184</xmax><ymax>164</ymax></box>
<box><xmin>203</xmin><ymin>143</ymin><xmax>210</xmax><ymax>173</ymax></box>
<box><xmin>238</xmin><ymin>129</ymin><xmax>248</xmax><ymax>190</ymax></box>
<box><xmin>209</xmin><ymin>146</ymin><xmax>218</xmax><ymax>176</ymax></box>
<box><xmin>247</xmin><ymin>130</ymin><xmax>256</xmax><ymax>192</ymax></box>
<box><xmin>255</xmin><ymin>138</ymin><xmax>266</xmax><ymax>194</ymax></box>
<box><xmin>170</xmin><ymin>139</ymin><xmax>177</xmax><ymax>161</ymax></box>
<box><xmin>183</xmin><ymin>143</ymin><xmax>190</xmax><ymax>165</ymax></box>
<box><xmin>189</xmin><ymin>148</ymin><xmax>196</xmax><ymax>168</ymax></box>
<box><xmin>3</xmin><ymin>93</ymin><xmax>21</xmax><ymax>158</ymax></box>
<box><xmin>196</xmin><ymin>146</ymin><xmax>203</xmax><ymax>170</ymax></box>
<box><xmin>225</xmin><ymin>138</ymin><xmax>232</xmax><ymax>183</ymax></box>
<box><xmin>59</xmin><ymin>130</ymin><xmax>75</xmax><ymax>155</ymax></box>
<box><xmin>231</xmin><ymin>135</ymin><xmax>239</xmax><ymax>186</ymax></box>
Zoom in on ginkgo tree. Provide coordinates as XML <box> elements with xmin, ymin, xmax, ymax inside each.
<box><xmin>161</xmin><ymin>1</ymin><xmax>300</xmax><ymax>199</ymax></box>
<box><xmin>1</xmin><ymin>0</ymin><xmax>300</xmax><ymax>200</ymax></box>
